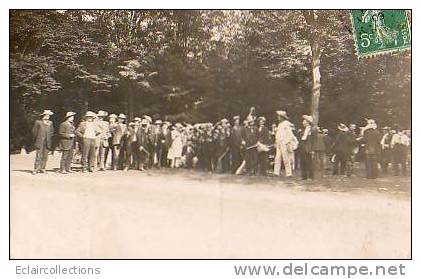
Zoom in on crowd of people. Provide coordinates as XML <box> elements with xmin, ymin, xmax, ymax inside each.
<box><xmin>31</xmin><ymin>107</ymin><xmax>411</xmax><ymax>180</ymax></box>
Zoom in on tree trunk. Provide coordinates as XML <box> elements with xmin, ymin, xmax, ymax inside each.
<box><xmin>128</xmin><ymin>83</ymin><xmax>134</xmax><ymax>120</ymax></box>
<box><xmin>310</xmin><ymin>38</ymin><xmax>321</xmax><ymax>129</ymax></box>
<box><xmin>310</xmin><ymin>40</ymin><xmax>322</xmax><ymax>180</ymax></box>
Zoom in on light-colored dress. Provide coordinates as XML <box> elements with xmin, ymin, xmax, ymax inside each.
<box><xmin>168</xmin><ymin>130</ymin><xmax>183</xmax><ymax>160</ymax></box>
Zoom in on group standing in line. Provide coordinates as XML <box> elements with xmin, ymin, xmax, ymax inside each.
<box><xmin>31</xmin><ymin>108</ymin><xmax>411</xmax><ymax>180</ymax></box>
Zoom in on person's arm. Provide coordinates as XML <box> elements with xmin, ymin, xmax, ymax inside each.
<box><xmin>75</xmin><ymin>122</ymin><xmax>85</xmax><ymax>138</ymax></box>
<box><xmin>32</xmin><ymin>121</ymin><xmax>39</xmax><ymax>138</ymax></box>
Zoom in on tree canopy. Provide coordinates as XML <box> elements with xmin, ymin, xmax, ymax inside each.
<box><xmin>10</xmin><ymin>10</ymin><xmax>411</xmax><ymax>151</ymax></box>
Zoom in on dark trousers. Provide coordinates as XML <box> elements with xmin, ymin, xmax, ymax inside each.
<box><xmin>147</xmin><ymin>145</ymin><xmax>156</xmax><ymax>168</ymax></box>
<box><xmin>159</xmin><ymin>146</ymin><xmax>168</xmax><ymax>167</ymax></box>
<box><xmin>300</xmin><ymin>151</ymin><xmax>314</xmax><ymax>180</ymax></box>
<box><xmin>110</xmin><ymin>145</ymin><xmax>121</xmax><ymax>170</ymax></box>
<box><xmin>202</xmin><ymin>143</ymin><xmax>213</xmax><ymax>171</ymax></box>
<box><xmin>34</xmin><ymin>144</ymin><xmax>49</xmax><ymax>172</ymax></box>
<box><xmin>314</xmin><ymin>151</ymin><xmax>325</xmax><ymax>177</ymax></box>
<box><xmin>257</xmin><ymin>151</ymin><xmax>268</xmax><ymax>175</ymax></box>
<box><xmin>365</xmin><ymin>154</ymin><xmax>379</xmax><ymax>179</ymax></box>
<box><xmin>380</xmin><ymin>149</ymin><xmax>391</xmax><ymax>173</ymax></box>
<box><xmin>392</xmin><ymin>145</ymin><xmax>407</xmax><ymax>176</ymax></box>
<box><xmin>126</xmin><ymin>141</ymin><xmax>140</xmax><ymax>169</ymax></box>
<box><xmin>245</xmin><ymin>149</ymin><xmax>258</xmax><ymax>175</ymax></box>
<box><xmin>231</xmin><ymin>147</ymin><xmax>242</xmax><ymax>173</ymax></box>
<box><xmin>82</xmin><ymin>138</ymin><xmax>97</xmax><ymax>171</ymax></box>
<box><xmin>60</xmin><ymin>149</ymin><xmax>74</xmax><ymax>172</ymax></box>
<box><xmin>333</xmin><ymin>152</ymin><xmax>350</xmax><ymax>176</ymax></box>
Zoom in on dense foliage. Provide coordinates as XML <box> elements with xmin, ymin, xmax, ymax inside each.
<box><xmin>10</xmin><ymin>10</ymin><xmax>411</xmax><ymax>151</ymax></box>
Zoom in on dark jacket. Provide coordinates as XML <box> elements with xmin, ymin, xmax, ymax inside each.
<box><xmin>159</xmin><ymin>129</ymin><xmax>172</xmax><ymax>149</ymax></box>
<box><xmin>137</xmin><ymin>127</ymin><xmax>150</xmax><ymax>148</ymax></box>
<box><xmin>362</xmin><ymin>128</ymin><xmax>382</xmax><ymax>155</ymax></box>
<box><xmin>244</xmin><ymin>126</ymin><xmax>258</xmax><ymax>147</ymax></box>
<box><xmin>312</xmin><ymin>131</ymin><xmax>326</xmax><ymax>152</ymax></box>
<box><xmin>298</xmin><ymin>127</ymin><xmax>314</xmax><ymax>154</ymax></box>
<box><xmin>332</xmin><ymin>131</ymin><xmax>353</xmax><ymax>155</ymax></box>
<box><xmin>257</xmin><ymin>126</ymin><xmax>270</xmax><ymax>145</ymax></box>
<box><xmin>32</xmin><ymin>120</ymin><xmax>54</xmax><ymax>150</ymax></box>
<box><xmin>57</xmin><ymin>121</ymin><xmax>75</xmax><ymax>151</ymax></box>
<box><xmin>230</xmin><ymin>125</ymin><xmax>245</xmax><ymax>148</ymax></box>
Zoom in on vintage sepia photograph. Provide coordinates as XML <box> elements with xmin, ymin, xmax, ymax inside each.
<box><xmin>10</xmin><ymin>9</ymin><xmax>411</xmax><ymax>259</ymax></box>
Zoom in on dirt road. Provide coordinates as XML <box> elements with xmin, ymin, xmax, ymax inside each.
<box><xmin>10</xmin><ymin>153</ymin><xmax>411</xmax><ymax>259</ymax></box>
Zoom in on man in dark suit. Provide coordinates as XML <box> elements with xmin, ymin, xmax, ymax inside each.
<box><xmin>138</xmin><ymin>119</ymin><xmax>150</xmax><ymax>171</ymax></box>
<box><xmin>58</xmin><ymin>112</ymin><xmax>76</xmax><ymax>174</ymax></box>
<box><xmin>230</xmin><ymin>116</ymin><xmax>245</xmax><ymax>173</ymax></box>
<box><xmin>158</xmin><ymin>121</ymin><xmax>172</xmax><ymax>168</ymax></box>
<box><xmin>109</xmin><ymin>113</ymin><xmax>127</xmax><ymax>170</ymax></box>
<box><xmin>360</xmin><ymin>119</ymin><xmax>382</xmax><ymax>179</ymax></box>
<box><xmin>32</xmin><ymin>110</ymin><xmax>54</xmax><ymax>174</ymax></box>
<box><xmin>125</xmin><ymin>118</ymin><xmax>141</xmax><ymax>171</ymax></box>
<box><xmin>256</xmin><ymin>116</ymin><xmax>271</xmax><ymax>176</ymax></box>
<box><xmin>244</xmin><ymin>117</ymin><xmax>258</xmax><ymax>175</ymax></box>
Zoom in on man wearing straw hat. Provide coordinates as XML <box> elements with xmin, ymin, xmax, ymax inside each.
<box><xmin>57</xmin><ymin>111</ymin><xmax>76</xmax><ymax>174</ymax></box>
<box><xmin>75</xmin><ymin>111</ymin><xmax>101</xmax><ymax>172</ymax></box>
<box><xmin>31</xmin><ymin>110</ymin><xmax>54</xmax><ymax>174</ymax></box>
<box><xmin>274</xmin><ymin>110</ymin><xmax>297</xmax><ymax>178</ymax></box>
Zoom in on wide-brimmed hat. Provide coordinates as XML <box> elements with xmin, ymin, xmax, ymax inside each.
<box><xmin>155</xmin><ymin>119</ymin><xmax>163</xmax><ymax>125</ymax></box>
<box><xmin>175</xmin><ymin>123</ymin><xmax>183</xmax><ymax>128</ymax></box>
<box><xmin>366</xmin><ymin>119</ymin><xmax>376</xmax><ymax>125</ymax></box>
<box><xmin>128</xmin><ymin>122</ymin><xmax>135</xmax><ymax>126</ymax></box>
<box><xmin>118</xmin><ymin>113</ymin><xmax>126</xmax><ymax>119</ymax></box>
<box><xmin>257</xmin><ymin>116</ymin><xmax>266</xmax><ymax>123</ymax></box>
<box><xmin>134</xmin><ymin>117</ymin><xmax>142</xmax><ymax>122</ymax></box>
<box><xmin>64</xmin><ymin>111</ymin><xmax>76</xmax><ymax>119</ymax></box>
<box><xmin>40</xmin><ymin>110</ymin><xmax>54</xmax><ymax>116</ymax></box>
<box><xmin>85</xmin><ymin>111</ymin><xmax>96</xmax><ymax>118</ymax></box>
<box><xmin>220</xmin><ymin>118</ymin><xmax>229</xmax><ymax>123</ymax></box>
<box><xmin>382</xmin><ymin>126</ymin><xmax>390</xmax><ymax>130</ymax></box>
<box><xmin>143</xmin><ymin>115</ymin><xmax>152</xmax><ymax>123</ymax></box>
<box><xmin>302</xmin><ymin>115</ymin><xmax>313</xmax><ymax>124</ymax></box>
<box><xmin>232</xmin><ymin>115</ymin><xmax>240</xmax><ymax>121</ymax></box>
<box><xmin>276</xmin><ymin>110</ymin><xmax>289</xmax><ymax>119</ymax></box>
<box><xmin>109</xmin><ymin>113</ymin><xmax>117</xmax><ymax>119</ymax></box>
<box><xmin>337</xmin><ymin>123</ymin><xmax>349</xmax><ymax>132</ymax></box>
<box><xmin>97</xmin><ymin>110</ymin><xmax>108</xmax><ymax>117</ymax></box>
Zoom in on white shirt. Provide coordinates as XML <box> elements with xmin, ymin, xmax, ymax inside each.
<box><xmin>84</xmin><ymin>121</ymin><xmax>96</xmax><ymax>139</ymax></box>
<box><xmin>391</xmin><ymin>133</ymin><xmax>410</xmax><ymax>147</ymax></box>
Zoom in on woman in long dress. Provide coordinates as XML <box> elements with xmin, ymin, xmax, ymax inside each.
<box><xmin>168</xmin><ymin>123</ymin><xmax>183</xmax><ymax>168</ymax></box>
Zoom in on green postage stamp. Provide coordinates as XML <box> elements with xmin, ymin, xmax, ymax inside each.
<box><xmin>350</xmin><ymin>10</ymin><xmax>411</xmax><ymax>58</ymax></box>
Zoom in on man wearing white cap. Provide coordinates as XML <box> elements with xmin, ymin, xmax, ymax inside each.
<box><xmin>58</xmin><ymin>111</ymin><xmax>76</xmax><ymax>174</ymax></box>
<box><xmin>96</xmin><ymin>110</ymin><xmax>109</xmax><ymax>171</ymax></box>
<box><xmin>32</xmin><ymin>110</ymin><xmax>54</xmax><ymax>174</ymax></box>
<box><xmin>274</xmin><ymin>110</ymin><xmax>297</xmax><ymax>177</ymax></box>
<box><xmin>75</xmin><ymin>111</ymin><xmax>101</xmax><ymax>172</ymax></box>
